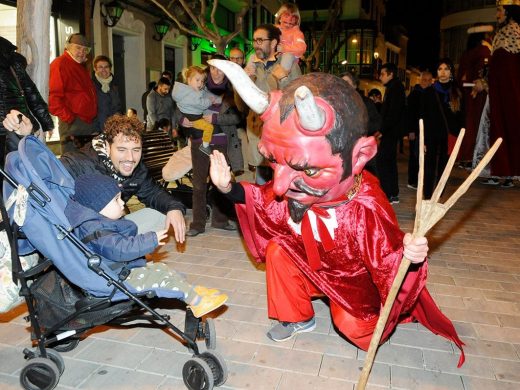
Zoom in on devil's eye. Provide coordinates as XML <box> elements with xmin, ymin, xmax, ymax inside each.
<box><xmin>304</xmin><ymin>168</ymin><xmax>319</xmax><ymax>177</ymax></box>
<box><xmin>267</xmin><ymin>156</ymin><xmax>277</xmax><ymax>164</ymax></box>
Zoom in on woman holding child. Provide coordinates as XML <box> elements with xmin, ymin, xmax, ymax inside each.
<box><xmin>179</xmin><ymin>54</ymin><xmax>241</xmax><ymax>237</ymax></box>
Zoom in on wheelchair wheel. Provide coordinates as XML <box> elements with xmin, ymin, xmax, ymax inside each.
<box><xmin>20</xmin><ymin>357</ymin><xmax>60</xmax><ymax>390</ymax></box>
<box><xmin>48</xmin><ymin>337</ymin><xmax>80</xmax><ymax>353</ymax></box>
<box><xmin>199</xmin><ymin>351</ymin><xmax>228</xmax><ymax>387</ymax></box>
<box><xmin>197</xmin><ymin>318</ymin><xmax>216</xmax><ymax>350</ymax></box>
<box><xmin>182</xmin><ymin>357</ymin><xmax>214</xmax><ymax>390</ymax></box>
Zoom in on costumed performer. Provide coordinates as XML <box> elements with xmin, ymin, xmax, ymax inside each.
<box><xmin>207</xmin><ymin>59</ymin><xmax>465</xmax><ymax>366</ymax></box>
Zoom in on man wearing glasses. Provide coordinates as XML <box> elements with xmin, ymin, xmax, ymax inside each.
<box><xmin>245</xmin><ymin>24</ymin><xmax>301</xmax><ymax>92</ymax></box>
<box><xmin>229</xmin><ymin>47</ymin><xmax>245</xmax><ymax>67</ymax></box>
<box><xmin>49</xmin><ymin>33</ymin><xmax>97</xmax><ymax>153</ymax></box>
<box><xmin>244</xmin><ymin>24</ymin><xmax>301</xmax><ymax>183</ymax></box>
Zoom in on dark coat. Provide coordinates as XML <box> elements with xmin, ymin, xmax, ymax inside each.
<box><xmin>0</xmin><ymin>37</ymin><xmax>54</xmax><ymax>162</ymax></box>
<box><xmin>359</xmin><ymin>92</ymin><xmax>382</xmax><ymax>136</ymax></box>
<box><xmin>420</xmin><ymin>83</ymin><xmax>464</xmax><ymax>144</ymax></box>
<box><xmin>60</xmin><ymin>144</ymin><xmax>186</xmax><ymax>215</ymax></box>
<box><xmin>92</xmin><ymin>75</ymin><xmax>122</xmax><ymax>132</ymax></box>
<box><xmin>64</xmin><ymin>199</ymin><xmax>153</xmax><ymax>270</ymax></box>
<box><xmin>381</xmin><ymin>77</ymin><xmax>406</xmax><ymax>138</ymax></box>
<box><xmin>179</xmin><ymin>94</ymin><xmax>243</xmax><ymax>172</ymax></box>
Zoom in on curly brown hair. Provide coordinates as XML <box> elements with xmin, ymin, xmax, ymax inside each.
<box><xmin>103</xmin><ymin>114</ymin><xmax>144</xmax><ymax>144</ymax></box>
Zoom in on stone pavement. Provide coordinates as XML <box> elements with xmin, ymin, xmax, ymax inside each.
<box><xmin>1</xmin><ymin>154</ymin><xmax>519</xmax><ymax>389</ymax></box>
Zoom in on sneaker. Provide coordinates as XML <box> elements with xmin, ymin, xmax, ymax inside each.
<box><xmin>501</xmin><ymin>180</ymin><xmax>514</xmax><ymax>188</ymax></box>
<box><xmin>194</xmin><ymin>285</ymin><xmax>220</xmax><ymax>296</ymax></box>
<box><xmin>407</xmin><ymin>184</ymin><xmax>417</xmax><ymax>190</ymax></box>
<box><xmin>199</xmin><ymin>144</ymin><xmax>212</xmax><ymax>156</ymax></box>
<box><xmin>266</xmin><ymin>318</ymin><xmax>316</xmax><ymax>342</ymax></box>
<box><xmin>481</xmin><ymin>178</ymin><xmax>499</xmax><ymax>186</ymax></box>
<box><xmin>189</xmin><ymin>293</ymin><xmax>228</xmax><ymax>318</ymax></box>
<box><xmin>389</xmin><ymin>196</ymin><xmax>400</xmax><ymax>204</ymax></box>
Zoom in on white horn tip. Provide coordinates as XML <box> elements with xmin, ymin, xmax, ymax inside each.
<box><xmin>294</xmin><ymin>86</ymin><xmax>325</xmax><ymax>131</ymax></box>
<box><xmin>295</xmin><ymin>86</ymin><xmax>311</xmax><ymax>100</ymax></box>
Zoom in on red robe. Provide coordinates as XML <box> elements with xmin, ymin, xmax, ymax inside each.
<box><xmin>489</xmin><ymin>45</ymin><xmax>520</xmax><ymax>177</ymax></box>
<box><xmin>236</xmin><ymin>172</ymin><xmax>464</xmax><ymax>366</ymax></box>
<box><xmin>457</xmin><ymin>44</ymin><xmax>490</xmax><ymax>162</ymax></box>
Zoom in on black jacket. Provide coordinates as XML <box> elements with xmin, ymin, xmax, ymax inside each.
<box><xmin>381</xmin><ymin>77</ymin><xmax>406</xmax><ymax>138</ymax></box>
<box><xmin>92</xmin><ymin>75</ymin><xmax>122</xmax><ymax>132</ymax></box>
<box><xmin>409</xmin><ymin>83</ymin><xmax>464</xmax><ymax>145</ymax></box>
<box><xmin>60</xmin><ymin>145</ymin><xmax>186</xmax><ymax>215</ymax></box>
<box><xmin>0</xmin><ymin>36</ymin><xmax>54</xmax><ymax>161</ymax></box>
<box><xmin>358</xmin><ymin>91</ymin><xmax>382</xmax><ymax>136</ymax></box>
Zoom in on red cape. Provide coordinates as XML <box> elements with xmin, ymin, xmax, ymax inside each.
<box><xmin>236</xmin><ymin>172</ymin><xmax>464</xmax><ymax>366</ymax></box>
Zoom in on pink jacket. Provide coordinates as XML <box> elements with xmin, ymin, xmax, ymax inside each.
<box><xmin>277</xmin><ymin>25</ymin><xmax>307</xmax><ymax>58</ymax></box>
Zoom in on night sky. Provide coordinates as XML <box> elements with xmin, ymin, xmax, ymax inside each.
<box><xmin>386</xmin><ymin>0</ymin><xmax>443</xmax><ymax>71</ymax></box>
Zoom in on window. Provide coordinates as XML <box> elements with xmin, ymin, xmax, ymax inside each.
<box><xmin>260</xmin><ymin>6</ymin><xmax>274</xmax><ymax>24</ymax></box>
<box><xmin>362</xmin><ymin>0</ymin><xmax>371</xmax><ymax>14</ymax></box>
<box><xmin>215</xmin><ymin>4</ymin><xmax>235</xmax><ymax>32</ymax></box>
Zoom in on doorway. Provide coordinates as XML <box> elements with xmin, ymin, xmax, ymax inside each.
<box><xmin>165</xmin><ymin>46</ymin><xmax>176</xmax><ymax>79</ymax></box>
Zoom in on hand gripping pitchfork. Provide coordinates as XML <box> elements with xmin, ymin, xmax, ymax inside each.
<box><xmin>357</xmin><ymin>120</ymin><xmax>502</xmax><ymax>389</ymax></box>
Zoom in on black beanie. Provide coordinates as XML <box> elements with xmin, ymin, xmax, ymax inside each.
<box><xmin>73</xmin><ymin>174</ymin><xmax>121</xmax><ymax>212</ymax></box>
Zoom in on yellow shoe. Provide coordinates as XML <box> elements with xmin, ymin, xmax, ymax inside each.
<box><xmin>189</xmin><ymin>294</ymin><xmax>228</xmax><ymax>318</ymax></box>
<box><xmin>194</xmin><ymin>286</ymin><xmax>220</xmax><ymax>296</ymax></box>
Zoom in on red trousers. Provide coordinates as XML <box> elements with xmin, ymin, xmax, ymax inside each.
<box><xmin>266</xmin><ymin>242</ymin><xmax>378</xmax><ymax>350</ymax></box>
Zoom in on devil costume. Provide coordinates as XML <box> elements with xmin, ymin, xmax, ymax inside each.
<box><xmin>232</xmin><ymin>172</ymin><xmax>463</xmax><ymax>365</ymax></box>
<box><xmin>207</xmin><ymin>61</ymin><xmax>464</xmax><ymax>366</ymax></box>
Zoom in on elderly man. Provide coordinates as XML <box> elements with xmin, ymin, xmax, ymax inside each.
<box><xmin>49</xmin><ymin>33</ymin><xmax>97</xmax><ymax>153</ymax></box>
<box><xmin>229</xmin><ymin>47</ymin><xmax>245</xmax><ymax>67</ymax></box>
<box><xmin>60</xmin><ymin>114</ymin><xmax>186</xmax><ymax>243</ymax></box>
<box><xmin>207</xmin><ymin>60</ymin><xmax>464</xmax><ymax>365</ymax></box>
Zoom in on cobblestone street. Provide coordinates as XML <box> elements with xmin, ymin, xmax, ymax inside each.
<box><xmin>1</xmin><ymin>153</ymin><xmax>519</xmax><ymax>389</ymax></box>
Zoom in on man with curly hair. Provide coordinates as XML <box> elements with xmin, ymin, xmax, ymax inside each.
<box><xmin>60</xmin><ymin>114</ymin><xmax>186</xmax><ymax>242</ymax></box>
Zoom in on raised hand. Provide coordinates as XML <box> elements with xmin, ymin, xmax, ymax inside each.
<box><xmin>209</xmin><ymin>150</ymin><xmax>232</xmax><ymax>193</ymax></box>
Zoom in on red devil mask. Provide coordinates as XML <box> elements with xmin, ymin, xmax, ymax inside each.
<box><xmin>207</xmin><ymin>60</ymin><xmax>376</xmax><ymax>213</ymax></box>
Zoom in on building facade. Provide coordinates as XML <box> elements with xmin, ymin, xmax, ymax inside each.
<box><xmin>298</xmin><ymin>0</ymin><xmax>408</xmax><ymax>93</ymax></box>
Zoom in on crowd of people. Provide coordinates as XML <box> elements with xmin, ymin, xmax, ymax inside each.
<box><xmin>1</xmin><ymin>1</ymin><xmax>517</xmax><ymax>362</ymax></box>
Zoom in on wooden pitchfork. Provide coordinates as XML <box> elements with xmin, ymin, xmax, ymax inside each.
<box><xmin>357</xmin><ymin>120</ymin><xmax>502</xmax><ymax>389</ymax></box>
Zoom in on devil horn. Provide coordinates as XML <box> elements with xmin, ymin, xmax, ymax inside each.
<box><xmin>294</xmin><ymin>86</ymin><xmax>325</xmax><ymax>131</ymax></box>
<box><xmin>207</xmin><ymin>59</ymin><xmax>269</xmax><ymax>114</ymax></box>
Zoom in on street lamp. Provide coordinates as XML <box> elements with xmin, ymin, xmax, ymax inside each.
<box><xmin>153</xmin><ymin>19</ymin><xmax>170</xmax><ymax>41</ymax></box>
<box><xmin>101</xmin><ymin>1</ymin><xmax>124</xmax><ymax>27</ymax></box>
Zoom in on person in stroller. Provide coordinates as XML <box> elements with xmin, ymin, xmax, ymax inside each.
<box><xmin>64</xmin><ymin>173</ymin><xmax>228</xmax><ymax>318</ymax></box>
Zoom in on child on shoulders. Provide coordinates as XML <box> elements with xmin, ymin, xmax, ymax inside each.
<box><xmin>245</xmin><ymin>3</ymin><xmax>306</xmax><ymax>84</ymax></box>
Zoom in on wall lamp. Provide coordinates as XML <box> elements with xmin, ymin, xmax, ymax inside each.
<box><xmin>101</xmin><ymin>1</ymin><xmax>125</xmax><ymax>27</ymax></box>
<box><xmin>153</xmin><ymin>19</ymin><xmax>170</xmax><ymax>41</ymax></box>
<box><xmin>190</xmin><ymin>36</ymin><xmax>202</xmax><ymax>51</ymax></box>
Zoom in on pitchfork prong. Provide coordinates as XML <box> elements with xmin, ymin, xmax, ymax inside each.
<box><xmin>429</xmin><ymin>129</ymin><xmax>466</xmax><ymax>205</ymax></box>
